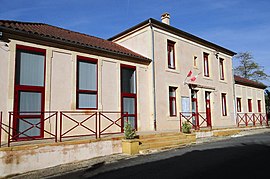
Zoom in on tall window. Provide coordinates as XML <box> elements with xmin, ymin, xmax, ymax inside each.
<box><xmin>248</xmin><ymin>99</ymin><xmax>252</xmax><ymax>112</ymax></box>
<box><xmin>219</xmin><ymin>58</ymin><xmax>225</xmax><ymax>80</ymax></box>
<box><xmin>76</xmin><ymin>56</ymin><xmax>97</xmax><ymax>109</ymax></box>
<box><xmin>167</xmin><ymin>40</ymin><xmax>175</xmax><ymax>69</ymax></box>
<box><xmin>236</xmin><ymin>98</ymin><xmax>241</xmax><ymax>112</ymax></box>
<box><xmin>203</xmin><ymin>52</ymin><xmax>209</xmax><ymax>77</ymax></box>
<box><xmin>121</xmin><ymin>65</ymin><xmax>137</xmax><ymax>129</ymax></box>
<box><xmin>258</xmin><ymin>100</ymin><xmax>261</xmax><ymax>113</ymax></box>
<box><xmin>14</xmin><ymin>45</ymin><xmax>46</xmax><ymax>138</ymax></box>
<box><xmin>221</xmin><ymin>93</ymin><xmax>227</xmax><ymax>116</ymax></box>
<box><xmin>169</xmin><ymin>87</ymin><xmax>177</xmax><ymax>116</ymax></box>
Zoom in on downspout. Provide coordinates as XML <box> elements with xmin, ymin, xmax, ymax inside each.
<box><xmin>150</xmin><ymin>19</ymin><xmax>157</xmax><ymax>131</ymax></box>
<box><xmin>232</xmin><ymin>68</ymin><xmax>237</xmax><ymax>126</ymax></box>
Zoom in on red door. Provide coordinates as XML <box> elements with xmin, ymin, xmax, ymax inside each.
<box><xmin>13</xmin><ymin>45</ymin><xmax>46</xmax><ymax>140</ymax></box>
<box><xmin>205</xmin><ymin>91</ymin><xmax>212</xmax><ymax>127</ymax></box>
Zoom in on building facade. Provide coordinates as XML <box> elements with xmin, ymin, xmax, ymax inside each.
<box><xmin>0</xmin><ymin>15</ymin><xmax>268</xmax><ymax>145</ymax></box>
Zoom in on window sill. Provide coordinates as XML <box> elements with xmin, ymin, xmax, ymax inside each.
<box><xmin>166</xmin><ymin>69</ymin><xmax>180</xmax><ymax>74</ymax></box>
<box><xmin>219</xmin><ymin>80</ymin><xmax>227</xmax><ymax>84</ymax></box>
<box><xmin>203</xmin><ymin>76</ymin><xmax>213</xmax><ymax>81</ymax></box>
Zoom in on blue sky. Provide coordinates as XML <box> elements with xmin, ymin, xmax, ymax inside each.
<box><xmin>1</xmin><ymin>0</ymin><xmax>269</xmax><ymax>87</ymax></box>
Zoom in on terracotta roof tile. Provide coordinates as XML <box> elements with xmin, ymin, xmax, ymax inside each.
<box><xmin>234</xmin><ymin>75</ymin><xmax>267</xmax><ymax>89</ymax></box>
<box><xmin>0</xmin><ymin>20</ymin><xmax>150</xmax><ymax>62</ymax></box>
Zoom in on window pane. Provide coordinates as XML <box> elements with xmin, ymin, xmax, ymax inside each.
<box><xmin>19</xmin><ymin>92</ymin><xmax>41</xmax><ymax>114</ymax></box>
<box><xmin>17</xmin><ymin>51</ymin><xmax>44</xmax><ymax>86</ymax></box>
<box><xmin>78</xmin><ymin>93</ymin><xmax>97</xmax><ymax>108</ymax></box>
<box><xmin>79</xmin><ymin>61</ymin><xmax>97</xmax><ymax>90</ymax></box>
<box><xmin>123</xmin><ymin>97</ymin><xmax>135</xmax><ymax>115</ymax></box>
<box><xmin>18</xmin><ymin>118</ymin><xmax>41</xmax><ymax>137</ymax></box>
<box><xmin>121</xmin><ymin>68</ymin><xmax>136</xmax><ymax>94</ymax></box>
<box><xmin>171</xmin><ymin>98</ymin><xmax>176</xmax><ymax>116</ymax></box>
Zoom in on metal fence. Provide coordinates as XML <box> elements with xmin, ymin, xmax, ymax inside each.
<box><xmin>179</xmin><ymin>112</ymin><xmax>211</xmax><ymax>131</ymax></box>
<box><xmin>236</xmin><ymin>113</ymin><xmax>268</xmax><ymax>127</ymax></box>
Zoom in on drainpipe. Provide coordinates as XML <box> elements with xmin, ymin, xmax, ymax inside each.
<box><xmin>232</xmin><ymin>68</ymin><xmax>237</xmax><ymax>126</ymax></box>
<box><xmin>150</xmin><ymin>19</ymin><xmax>157</xmax><ymax>131</ymax></box>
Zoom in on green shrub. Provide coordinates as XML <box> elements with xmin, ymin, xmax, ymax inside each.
<box><xmin>182</xmin><ymin>121</ymin><xmax>191</xmax><ymax>133</ymax></box>
<box><xmin>124</xmin><ymin>121</ymin><xmax>136</xmax><ymax>139</ymax></box>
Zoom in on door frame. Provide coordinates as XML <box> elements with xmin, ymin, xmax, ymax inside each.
<box><xmin>205</xmin><ymin>91</ymin><xmax>212</xmax><ymax>127</ymax></box>
<box><xmin>120</xmin><ymin>64</ymin><xmax>137</xmax><ymax>131</ymax></box>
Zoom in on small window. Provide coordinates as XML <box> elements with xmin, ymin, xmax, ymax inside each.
<box><xmin>236</xmin><ymin>98</ymin><xmax>241</xmax><ymax>112</ymax></box>
<box><xmin>169</xmin><ymin>87</ymin><xmax>177</xmax><ymax>116</ymax></box>
<box><xmin>248</xmin><ymin>99</ymin><xmax>252</xmax><ymax>112</ymax></box>
<box><xmin>221</xmin><ymin>93</ymin><xmax>227</xmax><ymax>116</ymax></box>
<box><xmin>219</xmin><ymin>58</ymin><xmax>225</xmax><ymax>80</ymax></box>
<box><xmin>167</xmin><ymin>40</ymin><xmax>176</xmax><ymax>69</ymax></box>
<box><xmin>193</xmin><ymin>56</ymin><xmax>197</xmax><ymax>68</ymax></box>
<box><xmin>76</xmin><ymin>56</ymin><xmax>98</xmax><ymax>109</ymax></box>
<box><xmin>258</xmin><ymin>100</ymin><xmax>262</xmax><ymax>113</ymax></box>
<box><xmin>203</xmin><ymin>52</ymin><xmax>209</xmax><ymax>77</ymax></box>
<box><xmin>121</xmin><ymin>67</ymin><xmax>136</xmax><ymax>94</ymax></box>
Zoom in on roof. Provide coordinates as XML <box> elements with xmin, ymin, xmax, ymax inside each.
<box><xmin>109</xmin><ymin>18</ymin><xmax>236</xmax><ymax>56</ymax></box>
<box><xmin>0</xmin><ymin>20</ymin><xmax>150</xmax><ymax>63</ymax></box>
<box><xmin>234</xmin><ymin>75</ymin><xmax>267</xmax><ymax>89</ymax></box>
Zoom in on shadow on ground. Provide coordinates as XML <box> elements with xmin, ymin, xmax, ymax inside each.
<box><xmin>84</xmin><ymin>144</ymin><xmax>270</xmax><ymax>179</ymax></box>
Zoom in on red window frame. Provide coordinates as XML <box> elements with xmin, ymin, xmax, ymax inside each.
<box><xmin>169</xmin><ymin>87</ymin><xmax>177</xmax><ymax>116</ymax></box>
<box><xmin>219</xmin><ymin>58</ymin><xmax>225</xmax><ymax>80</ymax></box>
<box><xmin>221</xmin><ymin>93</ymin><xmax>227</xmax><ymax>116</ymax></box>
<box><xmin>121</xmin><ymin>64</ymin><xmax>137</xmax><ymax>130</ymax></box>
<box><xmin>76</xmin><ymin>56</ymin><xmax>98</xmax><ymax>110</ymax></box>
<box><xmin>167</xmin><ymin>40</ymin><xmax>176</xmax><ymax>69</ymax></box>
<box><xmin>203</xmin><ymin>52</ymin><xmax>209</xmax><ymax>77</ymax></box>
<box><xmin>248</xmin><ymin>99</ymin><xmax>252</xmax><ymax>112</ymax></box>
<box><xmin>13</xmin><ymin>45</ymin><xmax>46</xmax><ymax>139</ymax></box>
<box><xmin>236</xmin><ymin>98</ymin><xmax>242</xmax><ymax>112</ymax></box>
<box><xmin>258</xmin><ymin>100</ymin><xmax>261</xmax><ymax>113</ymax></box>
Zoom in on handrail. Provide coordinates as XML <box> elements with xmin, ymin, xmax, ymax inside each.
<box><xmin>179</xmin><ymin>112</ymin><xmax>211</xmax><ymax>131</ymax></box>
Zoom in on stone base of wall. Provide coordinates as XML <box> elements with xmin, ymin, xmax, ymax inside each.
<box><xmin>0</xmin><ymin>139</ymin><xmax>122</xmax><ymax>178</ymax></box>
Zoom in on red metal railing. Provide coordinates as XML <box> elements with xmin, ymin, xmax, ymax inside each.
<box><xmin>60</xmin><ymin>111</ymin><xmax>97</xmax><ymax>141</ymax></box>
<box><xmin>7</xmin><ymin>111</ymin><xmax>58</xmax><ymax>147</ymax></box>
<box><xmin>237</xmin><ymin>113</ymin><xmax>268</xmax><ymax>127</ymax></box>
<box><xmin>99</xmin><ymin>112</ymin><xmax>128</xmax><ymax>137</ymax></box>
<box><xmin>179</xmin><ymin>112</ymin><xmax>211</xmax><ymax>131</ymax></box>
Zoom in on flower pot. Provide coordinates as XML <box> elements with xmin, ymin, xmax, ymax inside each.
<box><xmin>122</xmin><ymin>139</ymin><xmax>139</xmax><ymax>155</ymax></box>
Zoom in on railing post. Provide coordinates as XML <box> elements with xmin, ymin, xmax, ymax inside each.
<box><xmin>196</xmin><ymin>112</ymin><xmax>200</xmax><ymax>130</ymax></box>
<box><xmin>95</xmin><ymin>112</ymin><xmax>97</xmax><ymax>139</ymax></box>
<box><xmin>8</xmin><ymin>112</ymin><xmax>11</xmax><ymax>147</ymax></box>
<box><xmin>59</xmin><ymin>112</ymin><xmax>62</xmax><ymax>142</ymax></box>
<box><xmin>179</xmin><ymin>113</ymin><xmax>182</xmax><ymax>132</ymax></box>
<box><xmin>253</xmin><ymin>113</ymin><xmax>255</xmax><ymax>126</ymax></box>
<box><xmin>55</xmin><ymin>112</ymin><xmax>58</xmax><ymax>143</ymax></box>
<box><xmin>266</xmin><ymin>113</ymin><xmax>269</xmax><ymax>126</ymax></box>
<box><xmin>0</xmin><ymin>111</ymin><xmax>2</xmax><ymax>147</ymax></box>
<box><xmin>245</xmin><ymin>113</ymin><xmax>248</xmax><ymax>127</ymax></box>
<box><xmin>98</xmin><ymin>112</ymin><xmax>101</xmax><ymax>138</ymax></box>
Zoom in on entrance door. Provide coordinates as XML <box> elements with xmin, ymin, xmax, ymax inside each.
<box><xmin>191</xmin><ymin>90</ymin><xmax>198</xmax><ymax>128</ymax></box>
<box><xmin>205</xmin><ymin>91</ymin><xmax>212</xmax><ymax>127</ymax></box>
<box><xmin>13</xmin><ymin>45</ymin><xmax>45</xmax><ymax>139</ymax></box>
<box><xmin>121</xmin><ymin>65</ymin><xmax>137</xmax><ymax>130</ymax></box>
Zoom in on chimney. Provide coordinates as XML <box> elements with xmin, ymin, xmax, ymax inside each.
<box><xmin>161</xmin><ymin>12</ymin><xmax>170</xmax><ymax>25</ymax></box>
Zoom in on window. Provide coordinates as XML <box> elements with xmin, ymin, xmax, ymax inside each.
<box><xmin>167</xmin><ymin>40</ymin><xmax>175</xmax><ymax>69</ymax></box>
<box><xmin>76</xmin><ymin>56</ymin><xmax>97</xmax><ymax>109</ymax></box>
<box><xmin>14</xmin><ymin>45</ymin><xmax>46</xmax><ymax>138</ymax></box>
<box><xmin>236</xmin><ymin>98</ymin><xmax>242</xmax><ymax>112</ymax></box>
<box><xmin>221</xmin><ymin>93</ymin><xmax>227</xmax><ymax>116</ymax></box>
<box><xmin>169</xmin><ymin>87</ymin><xmax>177</xmax><ymax>116</ymax></box>
<box><xmin>258</xmin><ymin>100</ymin><xmax>261</xmax><ymax>113</ymax></box>
<box><xmin>193</xmin><ymin>56</ymin><xmax>197</xmax><ymax>68</ymax></box>
<box><xmin>203</xmin><ymin>52</ymin><xmax>209</xmax><ymax>77</ymax></box>
<box><xmin>248</xmin><ymin>99</ymin><xmax>252</xmax><ymax>112</ymax></box>
<box><xmin>121</xmin><ymin>65</ymin><xmax>137</xmax><ymax>129</ymax></box>
<box><xmin>219</xmin><ymin>58</ymin><xmax>225</xmax><ymax>80</ymax></box>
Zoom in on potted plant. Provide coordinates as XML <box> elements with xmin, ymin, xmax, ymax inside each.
<box><xmin>122</xmin><ymin>121</ymin><xmax>139</xmax><ymax>155</ymax></box>
<box><xmin>182</xmin><ymin>121</ymin><xmax>192</xmax><ymax>133</ymax></box>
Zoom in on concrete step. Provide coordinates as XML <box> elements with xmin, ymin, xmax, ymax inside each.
<box><xmin>139</xmin><ymin>138</ymin><xmax>192</xmax><ymax>150</ymax></box>
<box><xmin>138</xmin><ymin>132</ymin><xmax>184</xmax><ymax>139</ymax></box>
<box><xmin>139</xmin><ymin>135</ymin><xmax>187</xmax><ymax>144</ymax></box>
